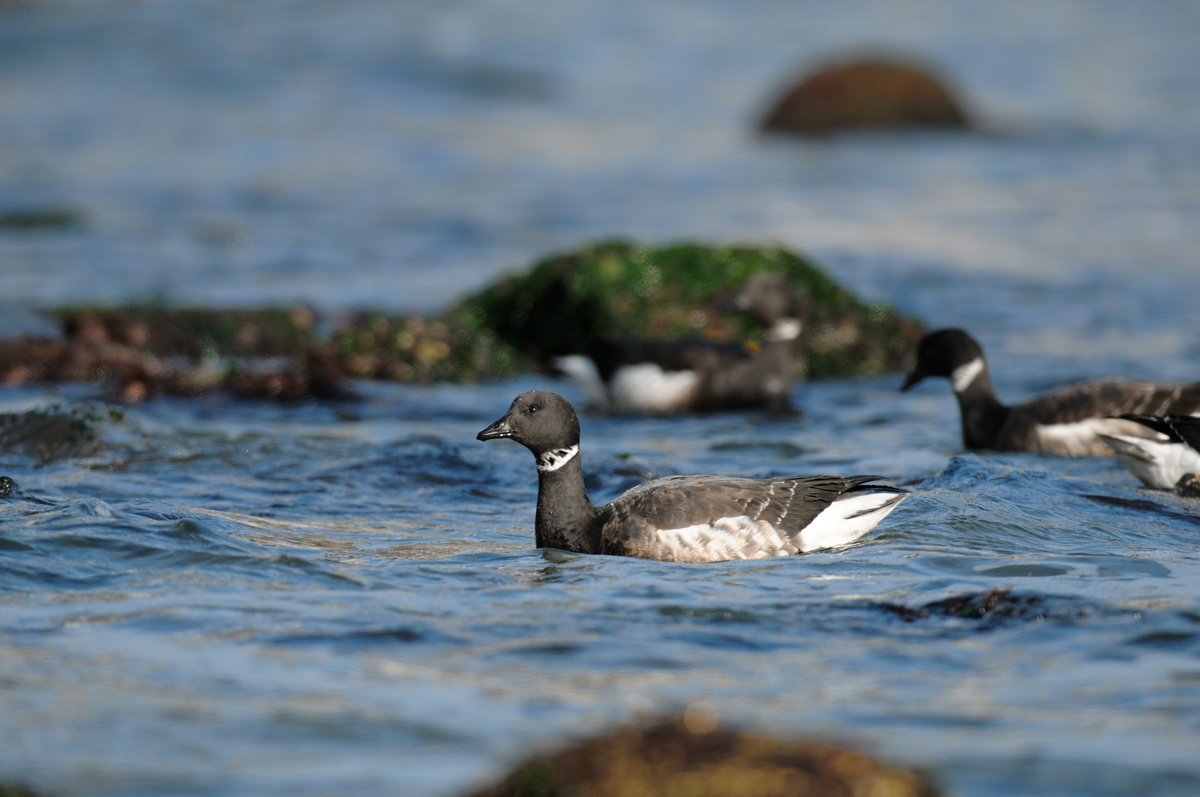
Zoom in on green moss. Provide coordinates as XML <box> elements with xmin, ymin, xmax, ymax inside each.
<box><xmin>33</xmin><ymin>241</ymin><xmax>920</xmax><ymax>389</ymax></box>
<box><xmin>328</xmin><ymin>309</ymin><xmax>529</xmax><ymax>383</ymax></box>
<box><xmin>458</xmin><ymin>240</ymin><xmax>921</xmax><ymax>378</ymax></box>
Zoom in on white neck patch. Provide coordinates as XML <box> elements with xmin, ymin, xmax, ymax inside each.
<box><xmin>536</xmin><ymin>445</ymin><xmax>579</xmax><ymax>473</ymax></box>
<box><xmin>951</xmin><ymin>357</ymin><xmax>985</xmax><ymax>393</ymax></box>
<box><xmin>764</xmin><ymin>318</ymin><xmax>802</xmax><ymax>342</ymax></box>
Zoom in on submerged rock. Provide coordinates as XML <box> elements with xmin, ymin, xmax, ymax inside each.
<box><xmin>1175</xmin><ymin>474</ymin><xmax>1200</xmax><ymax>499</ymax></box>
<box><xmin>762</xmin><ymin>58</ymin><xmax>971</xmax><ymax>137</ymax></box>
<box><xmin>0</xmin><ymin>404</ymin><xmax>122</xmax><ymax>463</ymax></box>
<box><xmin>0</xmin><ymin>206</ymin><xmax>84</xmax><ymax>232</ymax></box>
<box><xmin>466</xmin><ymin>717</ymin><xmax>940</xmax><ymax>797</ymax></box>
<box><xmin>457</xmin><ymin>240</ymin><xmax>922</xmax><ymax>379</ymax></box>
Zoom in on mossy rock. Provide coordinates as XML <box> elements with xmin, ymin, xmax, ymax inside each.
<box><xmin>0</xmin><ymin>404</ymin><xmax>123</xmax><ymax>463</ymax></box>
<box><xmin>762</xmin><ymin>58</ymin><xmax>971</xmax><ymax>137</ymax></box>
<box><xmin>327</xmin><ymin>309</ymin><xmax>529</xmax><ymax>384</ymax></box>
<box><xmin>53</xmin><ymin>305</ymin><xmax>318</xmax><ymax>359</ymax></box>
<box><xmin>26</xmin><ymin>241</ymin><xmax>920</xmax><ymax>390</ymax></box>
<box><xmin>0</xmin><ymin>207</ymin><xmax>84</xmax><ymax>232</ymax></box>
<box><xmin>457</xmin><ymin>240</ymin><xmax>921</xmax><ymax>379</ymax></box>
<box><xmin>466</xmin><ymin>717</ymin><xmax>941</xmax><ymax>797</ymax></box>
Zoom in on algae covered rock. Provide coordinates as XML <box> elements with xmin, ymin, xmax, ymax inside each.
<box><xmin>457</xmin><ymin>240</ymin><xmax>921</xmax><ymax>379</ymax></box>
<box><xmin>466</xmin><ymin>717</ymin><xmax>941</xmax><ymax>797</ymax></box>
<box><xmin>10</xmin><ymin>241</ymin><xmax>919</xmax><ymax>395</ymax></box>
<box><xmin>0</xmin><ymin>404</ymin><xmax>123</xmax><ymax>463</ymax></box>
<box><xmin>54</xmin><ymin>305</ymin><xmax>317</xmax><ymax>360</ymax></box>
<box><xmin>762</xmin><ymin>58</ymin><xmax>971</xmax><ymax>137</ymax></box>
<box><xmin>329</xmin><ymin>309</ymin><xmax>527</xmax><ymax>384</ymax></box>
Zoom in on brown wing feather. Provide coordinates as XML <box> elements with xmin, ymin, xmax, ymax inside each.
<box><xmin>1016</xmin><ymin>380</ymin><xmax>1200</xmax><ymax>425</ymax></box>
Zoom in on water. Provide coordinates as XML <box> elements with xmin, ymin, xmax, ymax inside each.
<box><xmin>2</xmin><ymin>0</ymin><xmax>1200</xmax><ymax>795</ymax></box>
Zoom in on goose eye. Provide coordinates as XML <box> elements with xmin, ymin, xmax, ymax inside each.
<box><xmin>528</xmin><ymin>404</ymin><xmax>539</xmax><ymax>414</ymax></box>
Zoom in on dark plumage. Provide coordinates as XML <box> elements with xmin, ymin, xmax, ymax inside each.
<box><xmin>477</xmin><ymin>391</ymin><xmax>906</xmax><ymax>562</ymax></box>
<box><xmin>551</xmin><ymin>272</ymin><xmax>802</xmax><ymax>415</ymax></box>
<box><xmin>901</xmin><ymin>328</ymin><xmax>1200</xmax><ymax>456</ymax></box>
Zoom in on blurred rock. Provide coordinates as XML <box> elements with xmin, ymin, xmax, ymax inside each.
<box><xmin>465</xmin><ymin>717</ymin><xmax>940</xmax><ymax>797</ymax></box>
<box><xmin>1175</xmin><ymin>473</ymin><xmax>1200</xmax><ymax>499</ymax></box>
<box><xmin>0</xmin><ymin>207</ymin><xmax>84</xmax><ymax>232</ymax></box>
<box><xmin>762</xmin><ymin>58</ymin><xmax>971</xmax><ymax>137</ymax></box>
<box><xmin>2</xmin><ymin>241</ymin><xmax>920</xmax><ymax>394</ymax></box>
<box><xmin>457</xmin><ymin>240</ymin><xmax>921</xmax><ymax>379</ymax></box>
<box><xmin>0</xmin><ymin>405</ymin><xmax>122</xmax><ymax>463</ymax></box>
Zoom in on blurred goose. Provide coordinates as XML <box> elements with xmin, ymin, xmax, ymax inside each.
<box><xmin>476</xmin><ymin>390</ymin><xmax>905</xmax><ymax>562</ymax></box>
<box><xmin>1099</xmin><ymin>414</ymin><xmax>1200</xmax><ymax>489</ymax></box>
<box><xmin>900</xmin><ymin>328</ymin><xmax>1200</xmax><ymax>456</ymax></box>
<box><xmin>551</xmin><ymin>272</ymin><xmax>801</xmax><ymax>414</ymax></box>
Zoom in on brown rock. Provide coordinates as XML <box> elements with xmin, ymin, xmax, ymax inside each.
<box><xmin>465</xmin><ymin>717</ymin><xmax>940</xmax><ymax>797</ymax></box>
<box><xmin>762</xmin><ymin>58</ymin><xmax>970</xmax><ymax>137</ymax></box>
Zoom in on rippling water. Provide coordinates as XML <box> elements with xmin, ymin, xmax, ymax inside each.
<box><xmin>3</xmin><ymin>1</ymin><xmax>1200</xmax><ymax>795</ymax></box>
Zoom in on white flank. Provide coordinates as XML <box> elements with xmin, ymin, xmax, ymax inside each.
<box><xmin>536</xmin><ymin>445</ymin><xmax>579</xmax><ymax>473</ymax></box>
<box><xmin>609</xmin><ymin>363</ymin><xmax>699</xmax><ymax>414</ymax></box>
<box><xmin>950</xmin><ymin>357</ymin><xmax>985</xmax><ymax>393</ymax></box>
<box><xmin>1099</xmin><ymin>433</ymin><xmax>1200</xmax><ymax>489</ymax></box>
<box><xmin>764</xmin><ymin>318</ymin><xmax>802</xmax><ymax>342</ymax></box>
<box><xmin>798</xmin><ymin>490</ymin><xmax>905</xmax><ymax>553</ymax></box>
<box><xmin>652</xmin><ymin>516</ymin><xmax>796</xmax><ymax>563</ymax></box>
<box><xmin>550</xmin><ymin>355</ymin><xmax>610</xmax><ymax>409</ymax></box>
<box><xmin>1035</xmin><ymin>416</ymin><xmax>1154</xmax><ymax>457</ymax></box>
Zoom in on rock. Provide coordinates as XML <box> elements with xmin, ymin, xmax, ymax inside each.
<box><xmin>55</xmin><ymin>306</ymin><xmax>316</xmax><ymax>359</ymax></box>
<box><xmin>457</xmin><ymin>240</ymin><xmax>922</xmax><ymax>379</ymax></box>
<box><xmin>4</xmin><ymin>241</ymin><xmax>919</xmax><ymax>392</ymax></box>
<box><xmin>465</xmin><ymin>717</ymin><xmax>941</xmax><ymax>797</ymax></box>
<box><xmin>0</xmin><ymin>405</ymin><xmax>122</xmax><ymax>463</ymax></box>
<box><xmin>0</xmin><ymin>207</ymin><xmax>83</xmax><ymax>232</ymax></box>
<box><xmin>762</xmin><ymin>58</ymin><xmax>971</xmax><ymax>137</ymax></box>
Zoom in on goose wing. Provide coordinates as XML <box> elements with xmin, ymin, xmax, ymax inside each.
<box><xmin>596</xmin><ymin>475</ymin><xmax>903</xmax><ymax>562</ymax></box>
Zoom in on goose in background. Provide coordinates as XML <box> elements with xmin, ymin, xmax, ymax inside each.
<box><xmin>900</xmin><ymin>328</ymin><xmax>1200</xmax><ymax>456</ymax></box>
<box><xmin>551</xmin><ymin>272</ymin><xmax>802</xmax><ymax>415</ymax></box>
<box><xmin>1099</xmin><ymin>414</ymin><xmax>1200</xmax><ymax>490</ymax></box>
<box><xmin>476</xmin><ymin>390</ymin><xmax>906</xmax><ymax>562</ymax></box>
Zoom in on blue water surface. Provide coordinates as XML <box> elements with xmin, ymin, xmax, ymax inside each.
<box><xmin>2</xmin><ymin>1</ymin><xmax>1200</xmax><ymax>795</ymax></box>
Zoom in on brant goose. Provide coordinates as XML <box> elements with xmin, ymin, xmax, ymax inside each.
<box><xmin>476</xmin><ymin>390</ymin><xmax>906</xmax><ymax>562</ymax></box>
<box><xmin>551</xmin><ymin>272</ymin><xmax>801</xmax><ymax>414</ymax></box>
<box><xmin>901</xmin><ymin>328</ymin><xmax>1200</xmax><ymax>456</ymax></box>
<box><xmin>1099</xmin><ymin>414</ymin><xmax>1200</xmax><ymax>489</ymax></box>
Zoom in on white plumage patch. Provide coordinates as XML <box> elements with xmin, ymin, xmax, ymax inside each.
<box><xmin>649</xmin><ymin>490</ymin><xmax>905</xmax><ymax>562</ymax></box>
<box><xmin>950</xmin><ymin>357</ymin><xmax>985</xmax><ymax>393</ymax></box>
<box><xmin>609</xmin><ymin>363</ymin><xmax>699</xmax><ymax>414</ymax></box>
<box><xmin>764</xmin><ymin>318</ymin><xmax>802</xmax><ymax>342</ymax></box>
<box><xmin>1034</xmin><ymin>416</ymin><xmax>1150</xmax><ymax>457</ymax></box>
<box><xmin>550</xmin><ymin>355</ymin><xmax>609</xmax><ymax>409</ymax></box>
<box><xmin>536</xmin><ymin>445</ymin><xmax>579</xmax><ymax>473</ymax></box>
<box><xmin>797</xmin><ymin>490</ymin><xmax>906</xmax><ymax>552</ymax></box>
<box><xmin>1098</xmin><ymin>433</ymin><xmax>1200</xmax><ymax>489</ymax></box>
<box><xmin>651</xmin><ymin>515</ymin><xmax>796</xmax><ymax>563</ymax></box>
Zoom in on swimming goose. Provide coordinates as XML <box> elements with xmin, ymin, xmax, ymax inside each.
<box><xmin>551</xmin><ymin>272</ymin><xmax>801</xmax><ymax>414</ymax></box>
<box><xmin>900</xmin><ymin>328</ymin><xmax>1200</xmax><ymax>456</ymax></box>
<box><xmin>1099</xmin><ymin>414</ymin><xmax>1200</xmax><ymax>489</ymax></box>
<box><xmin>476</xmin><ymin>390</ymin><xmax>905</xmax><ymax>562</ymax></box>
